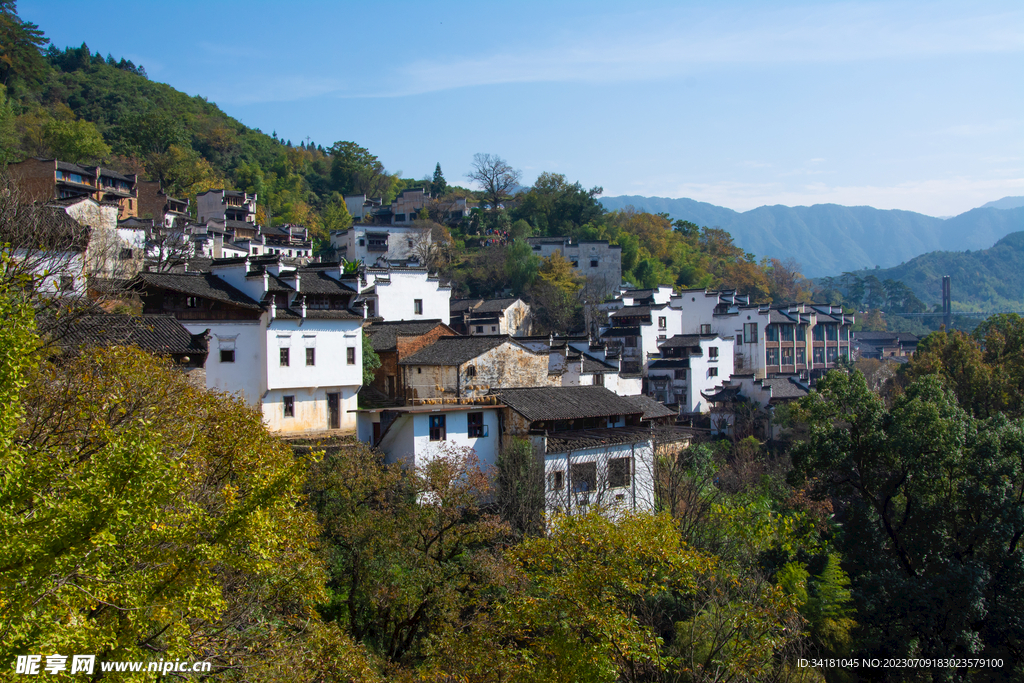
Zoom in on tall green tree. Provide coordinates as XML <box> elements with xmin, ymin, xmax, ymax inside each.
<box><xmin>0</xmin><ymin>1</ymin><xmax>48</xmax><ymax>89</ymax></box>
<box><xmin>431</xmin><ymin>162</ymin><xmax>447</xmax><ymax>196</ymax></box>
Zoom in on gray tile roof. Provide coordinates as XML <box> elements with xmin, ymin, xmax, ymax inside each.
<box><xmin>620</xmin><ymin>394</ymin><xmax>677</xmax><ymax>420</ymax></box>
<box><xmin>291</xmin><ymin>269</ymin><xmax>358</xmax><ymax>295</ymax></box>
<box><xmin>762</xmin><ymin>377</ymin><xmax>810</xmax><ymax>401</ymax></box>
<box><xmin>135</xmin><ymin>272</ymin><xmax>263</xmax><ymax>309</ymax></box>
<box><xmin>365</xmin><ymin>319</ymin><xmax>449</xmax><ymax>352</ymax></box>
<box><xmin>546</xmin><ymin>426</ymin><xmax>654</xmax><ymax>454</ymax></box>
<box><xmin>492</xmin><ymin>386</ymin><xmax>644</xmax><ymax>422</ymax></box>
<box><xmin>59</xmin><ymin>315</ymin><xmax>208</xmax><ymax>356</ymax></box>
<box><xmin>659</xmin><ymin>334</ymin><xmax>704</xmax><ymax>349</ymax></box>
<box><xmin>400</xmin><ymin>335</ymin><xmax>521</xmax><ymax>366</ymax></box>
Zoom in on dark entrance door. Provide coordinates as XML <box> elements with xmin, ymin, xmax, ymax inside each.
<box><xmin>327</xmin><ymin>392</ymin><xmax>340</xmax><ymax>429</ymax></box>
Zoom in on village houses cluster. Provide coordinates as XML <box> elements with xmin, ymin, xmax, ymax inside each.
<box><xmin>10</xmin><ymin>157</ymin><xmax>861</xmax><ymax>517</ymax></box>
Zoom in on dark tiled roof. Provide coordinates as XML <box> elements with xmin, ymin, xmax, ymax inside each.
<box><xmin>610</xmin><ymin>305</ymin><xmax>663</xmax><ymax>317</ymax></box>
<box><xmin>135</xmin><ymin>272</ymin><xmax>263</xmax><ymax>309</ymax></box>
<box><xmin>648</xmin><ymin>358</ymin><xmax>691</xmax><ymax>369</ymax></box>
<box><xmin>400</xmin><ymin>335</ymin><xmax>520</xmax><ymax>366</ymax></box>
<box><xmin>659</xmin><ymin>334</ymin><xmax>704</xmax><ymax>349</ymax></box>
<box><xmin>853</xmin><ymin>332</ymin><xmax>919</xmax><ymax>343</ymax></box>
<box><xmin>365</xmin><ymin>319</ymin><xmax>448</xmax><ymax>352</ymax></box>
<box><xmin>701</xmin><ymin>386</ymin><xmax>744</xmax><ymax>403</ymax></box>
<box><xmin>59</xmin><ymin>315</ymin><xmax>207</xmax><ymax>355</ymax></box>
<box><xmin>492</xmin><ymin>386</ymin><xmax>644</xmax><ymax>422</ymax></box>
<box><xmin>545</xmin><ymin>426</ymin><xmax>654</xmax><ymax>454</ymax></box>
<box><xmin>474</xmin><ymin>298</ymin><xmax>523</xmax><ymax>313</ymax></box>
<box><xmin>762</xmin><ymin>377</ymin><xmax>809</xmax><ymax>401</ymax></box>
<box><xmin>293</xmin><ymin>269</ymin><xmax>357</xmax><ymax>294</ymax></box>
<box><xmin>621</xmin><ymin>394</ymin><xmax>677</xmax><ymax>420</ymax></box>
<box><xmin>601</xmin><ymin>326</ymin><xmax>641</xmax><ymax>337</ymax></box>
<box><xmin>274</xmin><ymin>308</ymin><xmax>362</xmax><ymax>320</ymax></box>
<box><xmin>18</xmin><ymin>206</ymin><xmax>91</xmax><ymax>251</ymax></box>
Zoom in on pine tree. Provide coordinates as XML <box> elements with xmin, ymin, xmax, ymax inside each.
<box><xmin>431</xmin><ymin>162</ymin><xmax>447</xmax><ymax>197</ymax></box>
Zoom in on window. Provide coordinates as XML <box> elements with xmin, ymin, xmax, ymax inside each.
<box><xmin>781</xmin><ymin>325</ymin><xmax>795</xmax><ymax>342</ymax></box>
<box><xmin>700</xmin><ymin>324</ymin><xmax>711</xmax><ymax>335</ymax></box>
<box><xmin>796</xmin><ymin>347</ymin><xmax>806</xmax><ymax>365</ymax></box>
<box><xmin>475</xmin><ymin>325</ymin><xmax>484</xmax><ymax>333</ymax></box>
<box><xmin>674</xmin><ymin>369</ymin><xmax>686</xmax><ymax>380</ymax></box>
<box><xmin>468</xmin><ymin>412</ymin><xmax>488</xmax><ymax>437</ymax></box>
<box><xmin>796</xmin><ymin>326</ymin><xmax>806</xmax><ymax>342</ymax></box>
<box><xmin>306</xmin><ymin>348</ymin><xmax>316</xmax><ymax>366</ymax></box>
<box><xmin>658</xmin><ymin>334</ymin><xmax>667</xmax><ymax>341</ymax></box>
<box><xmin>624</xmin><ymin>336</ymin><xmax>637</xmax><ymax>348</ymax></box>
<box><xmin>608</xmin><ymin>458</ymin><xmax>630</xmax><ymax>488</ymax></box>
<box><xmin>120</xmin><ymin>247</ymin><xmax>133</xmax><ymax>260</ymax></box>
<box><xmin>782</xmin><ymin>347</ymin><xmax>794</xmax><ymax>365</ymax></box>
<box><xmin>549</xmin><ymin>470</ymin><xmax>564</xmax><ymax>491</ymax></box>
<box><xmin>466</xmin><ymin>365</ymin><xmax>476</xmax><ymax>377</ymax></box>
<box><xmin>570</xmin><ymin>462</ymin><xmax>597</xmax><ymax>493</ymax></box>
<box><xmin>708</xmin><ymin>367</ymin><xmax>718</xmax><ymax>377</ymax></box>
<box><xmin>594</xmin><ymin>373</ymin><xmax>604</xmax><ymax>386</ymax></box>
<box><xmin>590</xmin><ymin>259</ymin><xmax>599</xmax><ymax>267</ymax></box>
<box><xmin>220</xmin><ymin>349</ymin><xmax>235</xmax><ymax>363</ymax></box>
<box><xmin>280</xmin><ymin>348</ymin><xmax>290</xmax><ymax>367</ymax></box>
<box><xmin>743</xmin><ymin>323</ymin><xmax>758</xmax><ymax>343</ymax></box>
<box><xmin>429</xmin><ymin>415</ymin><xmax>446</xmax><ymax>441</ymax></box>
<box><xmin>827</xmin><ymin>347</ymin><xmax>839</xmax><ymax>363</ymax></box>
<box><xmin>408</xmin><ymin>239</ymin><xmax>414</xmax><ymax>248</ymax></box>
<box><xmin>658</xmin><ymin>316</ymin><xmax>667</xmax><ymax>329</ymax></box>
<box><xmin>767</xmin><ymin>348</ymin><xmax>779</xmax><ymax>365</ymax></box>
<box><xmin>59</xmin><ymin>276</ymin><xmax>74</xmax><ymax>291</ymax></box>
<box><xmin>766</xmin><ymin>325</ymin><xmax>779</xmax><ymax>342</ymax></box>
<box><xmin>709</xmin><ymin>346</ymin><xmax>719</xmax><ymax>360</ymax></box>
<box><xmin>826</xmin><ymin>325</ymin><xmax>838</xmax><ymax>341</ymax></box>
<box><xmin>358</xmin><ymin>238</ymin><xmax>365</xmax><ymax>246</ymax></box>
<box><xmin>570</xmin><ymin>260</ymin><xmax>579</xmax><ymax>268</ymax></box>
<box><xmin>414</xmin><ymin>299</ymin><xmax>423</xmax><ymax>315</ymax></box>
<box><xmin>346</xmin><ymin>347</ymin><xmax>356</xmax><ymax>365</ymax></box>
<box><xmin>813</xmin><ymin>325</ymin><xmax>825</xmax><ymax>342</ymax></box>
<box><xmin>607</xmin><ymin>415</ymin><xmax>620</xmax><ymax>427</ymax></box>
<box><xmin>813</xmin><ymin>347</ymin><xmax>825</xmax><ymax>364</ymax></box>
<box><xmin>491</xmin><ymin>326</ymin><xmax>497</xmax><ymax>332</ymax></box>
<box><xmin>283</xmin><ymin>395</ymin><xmax>294</xmax><ymax>417</ymax></box>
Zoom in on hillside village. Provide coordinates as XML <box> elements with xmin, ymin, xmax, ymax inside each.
<box><xmin>5</xmin><ymin>6</ymin><xmax>1024</xmax><ymax>680</ymax></box>
<box><xmin>8</xmin><ymin>162</ymin><xmax>874</xmax><ymax>512</ymax></box>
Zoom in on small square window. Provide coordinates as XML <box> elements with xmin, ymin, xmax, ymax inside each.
<box><xmin>414</xmin><ymin>299</ymin><xmax>423</xmax><ymax>314</ymax></box>
<box><xmin>590</xmin><ymin>259</ymin><xmax>598</xmax><ymax>267</ymax></box>
<box><xmin>220</xmin><ymin>349</ymin><xmax>235</xmax><ymax>363</ymax></box>
<box><xmin>475</xmin><ymin>326</ymin><xmax>484</xmax><ymax>333</ymax></box>
<box><xmin>709</xmin><ymin>346</ymin><xmax>719</xmax><ymax>360</ymax></box>
<box><xmin>708</xmin><ymin>367</ymin><xmax>718</xmax><ymax>377</ymax></box>
<box><xmin>283</xmin><ymin>395</ymin><xmax>294</xmax><ymax>417</ymax></box>
<box><xmin>491</xmin><ymin>326</ymin><xmax>497</xmax><ymax>332</ymax></box>
<box><xmin>700</xmin><ymin>324</ymin><xmax>711</xmax><ymax>335</ymax></box>
<box><xmin>549</xmin><ymin>470</ymin><xmax>564</xmax><ymax>491</ymax></box>
<box><xmin>346</xmin><ymin>347</ymin><xmax>356</xmax><ymax>365</ymax></box>
<box><xmin>280</xmin><ymin>348</ymin><xmax>290</xmax><ymax>367</ymax></box>
<box><xmin>306</xmin><ymin>348</ymin><xmax>315</xmax><ymax>366</ymax></box>
<box><xmin>658</xmin><ymin>316</ymin><xmax>667</xmax><ymax>329</ymax></box>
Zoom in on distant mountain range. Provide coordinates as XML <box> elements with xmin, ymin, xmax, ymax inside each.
<box><xmin>854</xmin><ymin>231</ymin><xmax>1024</xmax><ymax>312</ymax></box>
<box><xmin>599</xmin><ymin>195</ymin><xmax>1024</xmax><ymax>278</ymax></box>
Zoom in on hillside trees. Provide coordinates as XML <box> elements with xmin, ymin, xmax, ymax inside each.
<box><xmin>0</xmin><ymin>307</ymin><xmax>331</xmax><ymax>676</ymax></box>
<box><xmin>0</xmin><ymin>1</ymin><xmax>48</xmax><ymax>91</ymax></box>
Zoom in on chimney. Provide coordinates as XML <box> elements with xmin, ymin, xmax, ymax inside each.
<box><xmin>270</xmin><ymin>297</ymin><xmax>276</xmax><ymax>320</ymax></box>
<box><xmin>300</xmin><ymin>296</ymin><xmax>307</xmax><ymax>318</ymax></box>
<box><xmin>294</xmin><ymin>272</ymin><xmax>301</xmax><ymax>293</ymax></box>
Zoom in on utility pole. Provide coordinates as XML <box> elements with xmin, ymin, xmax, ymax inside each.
<box><xmin>942</xmin><ymin>275</ymin><xmax>952</xmax><ymax>330</ymax></box>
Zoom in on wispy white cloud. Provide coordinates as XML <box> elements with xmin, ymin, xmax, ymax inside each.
<box><xmin>624</xmin><ymin>176</ymin><xmax>1024</xmax><ymax>216</ymax></box>
<box><xmin>203</xmin><ymin>75</ymin><xmax>348</xmax><ymax>106</ymax></box>
<box><xmin>361</xmin><ymin>2</ymin><xmax>1024</xmax><ymax>97</ymax></box>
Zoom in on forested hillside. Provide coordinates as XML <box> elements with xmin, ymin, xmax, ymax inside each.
<box><xmin>601</xmin><ymin>195</ymin><xmax>1024</xmax><ymax>277</ymax></box>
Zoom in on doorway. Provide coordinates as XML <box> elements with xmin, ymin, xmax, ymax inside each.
<box><xmin>327</xmin><ymin>392</ymin><xmax>340</xmax><ymax>429</ymax></box>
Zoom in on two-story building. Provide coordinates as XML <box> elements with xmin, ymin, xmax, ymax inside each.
<box><xmin>10</xmin><ymin>157</ymin><xmax>139</xmax><ymax>220</ymax></box>
<box><xmin>136</xmin><ymin>180</ymin><xmax>189</xmax><ymax>227</ymax></box>
<box><xmin>132</xmin><ymin>255</ymin><xmax>364</xmax><ymax>434</ymax></box>
<box><xmin>364</xmin><ymin>319</ymin><xmax>459</xmax><ymax>401</ymax></box>
<box><xmin>330</xmin><ymin>223</ymin><xmax>429</xmax><ymax>264</ymax></box>
<box><xmin>196</xmin><ymin>189</ymin><xmax>257</xmax><ymax>226</ymax></box>
<box><xmin>647</xmin><ymin>333</ymin><xmax>735</xmax><ymax>414</ymax></box>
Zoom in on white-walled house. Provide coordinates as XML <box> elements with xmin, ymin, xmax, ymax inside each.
<box><xmin>450</xmin><ymin>297</ymin><xmax>532</xmax><ymax>336</ymax></box>
<box><xmin>134</xmin><ymin>255</ymin><xmax>364</xmax><ymax>434</ymax></box>
<box><xmin>330</xmin><ymin>223</ymin><xmax>429</xmax><ymax>264</ymax></box>
<box><xmin>647</xmin><ymin>334</ymin><xmax>735</xmax><ymax>414</ymax></box>
<box><xmin>356</xmin><ymin>404</ymin><xmax>502</xmax><ymax>471</ymax></box>
<box><xmin>360</xmin><ymin>267</ymin><xmax>451</xmax><ymax>324</ymax></box>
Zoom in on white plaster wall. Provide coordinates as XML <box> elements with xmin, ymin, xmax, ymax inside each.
<box><xmin>543</xmin><ymin>440</ymin><xmax>656</xmax><ymax>518</ymax></box>
<box><xmin>183</xmin><ymin>321</ymin><xmax>264</xmax><ymax>402</ymax></box>
<box><xmin>263</xmin><ymin>386</ymin><xmax>358</xmax><ymax>434</ymax></box>
<box><xmin>370</xmin><ymin>270</ymin><xmax>450</xmax><ymax>324</ymax></box>
<box><xmin>410</xmin><ymin>409</ymin><xmax>500</xmax><ymax>471</ymax></box>
<box><xmin>265</xmin><ymin>319</ymin><xmax>362</xmax><ymax>391</ymax></box>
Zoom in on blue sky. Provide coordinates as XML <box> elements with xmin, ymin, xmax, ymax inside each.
<box><xmin>22</xmin><ymin>0</ymin><xmax>1024</xmax><ymax>216</ymax></box>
